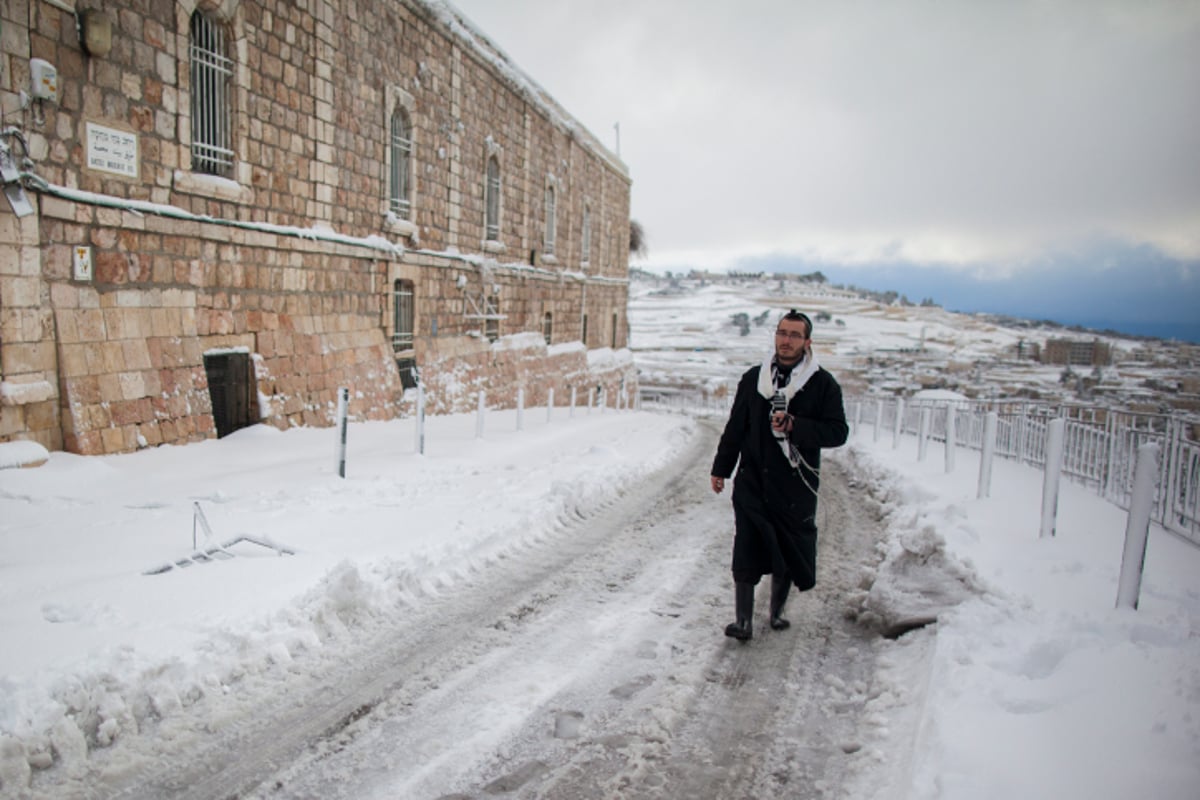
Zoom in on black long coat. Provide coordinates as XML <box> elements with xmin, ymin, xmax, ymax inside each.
<box><xmin>711</xmin><ymin>363</ymin><xmax>849</xmax><ymax>590</ymax></box>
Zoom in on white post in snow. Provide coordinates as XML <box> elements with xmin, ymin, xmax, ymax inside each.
<box><xmin>917</xmin><ymin>406</ymin><xmax>931</xmax><ymax>461</ymax></box>
<box><xmin>569</xmin><ymin>386</ymin><xmax>577</xmax><ymax>418</ymax></box>
<box><xmin>944</xmin><ymin>405</ymin><xmax>957</xmax><ymax>473</ymax></box>
<box><xmin>547</xmin><ymin>388</ymin><xmax>554</xmax><ymax>423</ymax></box>
<box><xmin>517</xmin><ymin>387</ymin><xmax>525</xmax><ymax>431</ymax></box>
<box><xmin>893</xmin><ymin>398</ymin><xmax>905</xmax><ymax>449</ymax></box>
<box><xmin>978</xmin><ymin>411</ymin><xmax>998</xmax><ymax>499</ymax></box>
<box><xmin>1017</xmin><ymin>403</ymin><xmax>1029</xmax><ymax>465</ymax></box>
<box><xmin>1116</xmin><ymin>442</ymin><xmax>1160</xmax><ymax>610</ymax></box>
<box><xmin>415</xmin><ymin>383</ymin><xmax>426</xmax><ymax>455</ymax></box>
<box><xmin>335</xmin><ymin>386</ymin><xmax>349</xmax><ymax>478</ymax></box>
<box><xmin>475</xmin><ymin>391</ymin><xmax>486</xmax><ymax>439</ymax></box>
<box><xmin>854</xmin><ymin>400</ymin><xmax>863</xmax><ymax>431</ymax></box>
<box><xmin>600</xmin><ymin>387</ymin><xmax>607</xmax><ymax>414</ymax></box>
<box><xmin>873</xmin><ymin>399</ymin><xmax>884</xmax><ymax>443</ymax></box>
<box><xmin>1103</xmin><ymin>413</ymin><xmax>1119</xmax><ymax>499</ymax></box>
<box><xmin>1039</xmin><ymin>418</ymin><xmax>1066</xmax><ymax>538</ymax></box>
<box><xmin>588</xmin><ymin>387</ymin><xmax>595</xmax><ymax>415</ymax></box>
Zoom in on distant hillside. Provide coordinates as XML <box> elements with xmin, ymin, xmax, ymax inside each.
<box><xmin>628</xmin><ymin>267</ymin><xmax>1175</xmax><ymax>345</ymax></box>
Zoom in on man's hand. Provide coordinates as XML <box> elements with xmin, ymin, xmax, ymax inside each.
<box><xmin>711</xmin><ymin>476</ymin><xmax>725</xmax><ymax>494</ymax></box>
<box><xmin>770</xmin><ymin>411</ymin><xmax>794</xmax><ymax>435</ymax></box>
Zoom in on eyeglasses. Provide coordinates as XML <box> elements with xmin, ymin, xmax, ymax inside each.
<box><xmin>775</xmin><ymin>330</ymin><xmax>808</xmax><ymax>341</ymax></box>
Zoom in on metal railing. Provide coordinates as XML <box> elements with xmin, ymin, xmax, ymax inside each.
<box><xmin>847</xmin><ymin>396</ymin><xmax>1200</xmax><ymax>546</ymax></box>
<box><xmin>639</xmin><ymin>386</ymin><xmax>1200</xmax><ymax>546</ymax></box>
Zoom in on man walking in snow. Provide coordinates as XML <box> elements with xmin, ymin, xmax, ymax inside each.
<box><xmin>710</xmin><ymin>309</ymin><xmax>849</xmax><ymax>641</ymax></box>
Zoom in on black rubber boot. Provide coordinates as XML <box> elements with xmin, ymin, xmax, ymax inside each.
<box><xmin>724</xmin><ymin>582</ymin><xmax>755</xmax><ymax>641</ymax></box>
<box><xmin>769</xmin><ymin>573</ymin><xmax>791</xmax><ymax>631</ymax></box>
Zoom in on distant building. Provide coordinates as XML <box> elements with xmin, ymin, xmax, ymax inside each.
<box><xmin>1</xmin><ymin>0</ymin><xmax>634</xmax><ymax>455</ymax></box>
<box><xmin>1042</xmin><ymin>338</ymin><xmax>1113</xmax><ymax>367</ymax></box>
<box><xmin>1012</xmin><ymin>339</ymin><xmax>1041</xmax><ymax>361</ymax></box>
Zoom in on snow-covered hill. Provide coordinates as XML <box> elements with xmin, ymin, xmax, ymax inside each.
<box><xmin>629</xmin><ymin>272</ymin><xmax>1199</xmax><ymax>417</ymax></box>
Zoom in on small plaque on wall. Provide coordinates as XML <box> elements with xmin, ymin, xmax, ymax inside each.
<box><xmin>85</xmin><ymin>122</ymin><xmax>138</xmax><ymax>178</ymax></box>
<box><xmin>73</xmin><ymin>246</ymin><xmax>93</xmax><ymax>281</ymax></box>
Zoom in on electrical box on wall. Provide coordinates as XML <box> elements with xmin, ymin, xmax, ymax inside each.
<box><xmin>73</xmin><ymin>246</ymin><xmax>93</xmax><ymax>282</ymax></box>
<box><xmin>30</xmin><ymin>59</ymin><xmax>58</xmax><ymax>103</ymax></box>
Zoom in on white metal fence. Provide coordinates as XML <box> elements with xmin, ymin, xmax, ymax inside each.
<box><xmin>639</xmin><ymin>388</ymin><xmax>1200</xmax><ymax>547</ymax></box>
<box><xmin>847</xmin><ymin>397</ymin><xmax>1200</xmax><ymax>547</ymax></box>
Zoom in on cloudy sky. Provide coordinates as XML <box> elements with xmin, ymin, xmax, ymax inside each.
<box><xmin>448</xmin><ymin>1</ymin><xmax>1200</xmax><ymax>340</ymax></box>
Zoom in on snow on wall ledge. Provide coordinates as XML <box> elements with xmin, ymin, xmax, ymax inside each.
<box><xmin>0</xmin><ymin>382</ymin><xmax>56</xmax><ymax>407</ymax></box>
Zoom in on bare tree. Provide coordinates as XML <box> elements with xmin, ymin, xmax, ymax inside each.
<box><xmin>629</xmin><ymin>219</ymin><xmax>648</xmax><ymax>260</ymax></box>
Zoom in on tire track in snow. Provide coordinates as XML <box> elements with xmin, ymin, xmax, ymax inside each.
<box><xmin>250</xmin><ymin>422</ymin><xmax>891</xmax><ymax>800</ymax></box>
<box><xmin>66</xmin><ymin>420</ymin><xmax>716</xmax><ymax>800</ymax></box>
<box><xmin>496</xmin><ymin>447</ymin><xmax>888</xmax><ymax>800</ymax></box>
<box><xmin>54</xmin><ymin>421</ymin><xmax>894</xmax><ymax>800</ymax></box>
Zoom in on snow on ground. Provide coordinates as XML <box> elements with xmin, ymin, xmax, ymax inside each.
<box><xmin>845</xmin><ymin>427</ymin><xmax>1200</xmax><ymax>799</ymax></box>
<box><xmin>1</xmin><ymin>277</ymin><xmax>1198</xmax><ymax>798</ymax></box>
<box><xmin>0</xmin><ymin>408</ymin><xmax>694</xmax><ymax>794</ymax></box>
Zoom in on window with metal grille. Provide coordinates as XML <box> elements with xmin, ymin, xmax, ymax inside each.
<box><xmin>393</xmin><ymin>279</ymin><xmax>415</xmax><ymax>352</ymax></box>
<box><xmin>581</xmin><ymin>313</ymin><xmax>589</xmax><ymax>346</ymax></box>
<box><xmin>611</xmin><ymin>311</ymin><xmax>619</xmax><ymax>348</ymax></box>
<box><xmin>189</xmin><ymin>11</ymin><xmax>234</xmax><ymax>178</ymax></box>
<box><xmin>390</xmin><ymin>108</ymin><xmax>412</xmax><ymax>219</ymax></box>
<box><xmin>581</xmin><ymin>204</ymin><xmax>591</xmax><ymax>264</ymax></box>
<box><xmin>485</xmin><ymin>156</ymin><xmax>500</xmax><ymax>241</ymax></box>
<box><xmin>544</xmin><ymin>184</ymin><xmax>556</xmax><ymax>256</ymax></box>
<box><xmin>543</xmin><ymin>312</ymin><xmax>553</xmax><ymax>345</ymax></box>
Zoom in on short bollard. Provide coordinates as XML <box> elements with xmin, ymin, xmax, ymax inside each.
<box><xmin>1116</xmin><ymin>442</ymin><xmax>1160</xmax><ymax>610</ymax></box>
<box><xmin>335</xmin><ymin>386</ymin><xmax>349</xmax><ymax>478</ymax></box>
<box><xmin>1039</xmin><ymin>418</ymin><xmax>1066</xmax><ymax>538</ymax></box>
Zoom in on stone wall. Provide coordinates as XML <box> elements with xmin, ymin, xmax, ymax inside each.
<box><xmin>414</xmin><ymin>335</ymin><xmax>637</xmax><ymax>417</ymax></box>
<box><xmin>0</xmin><ymin>0</ymin><xmax>633</xmax><ymax>455</ymax></box>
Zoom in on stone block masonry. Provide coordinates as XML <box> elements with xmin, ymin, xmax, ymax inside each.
<box><xmin>0</xmin><ymin>0</ymin><xmax>633</xmax><ymax>454</ymax></box>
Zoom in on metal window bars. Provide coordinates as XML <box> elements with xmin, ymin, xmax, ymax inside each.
<box><xmin>390</xmin><ymin>109</ymin><xmax>412</xmax><ymax>219</ymax></box>
<box><xmin>189</xmin><ymin>12</ymin><xmax>234</xmax><ymax>177</ymax></box>
<box><xmin>393</xmin><ymin>280</ymin><xmax>414</xmax><ymax>351</ymax></box>
<box><xmin>485</xmin><ymin>157</ymin><xmax>500</xmax><ymax>240</ymax></box>
<box><xmin>581</xmin><ymin>205</ymin><xmax>591</xmax><ymax>263</ymax></box>
<box><xmin>544</xmin><ymin>185</ymin><xmax>556</xmax><ymax>255</ymax></box>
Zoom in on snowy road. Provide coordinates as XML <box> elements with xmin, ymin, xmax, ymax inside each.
<box><xmin>65</xmin><ymin>422</ymin><xmax>894</xmax><ymax>800</ymax></box>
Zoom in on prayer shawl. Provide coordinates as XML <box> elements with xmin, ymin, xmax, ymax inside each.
<box><xmin>756</xmin><ymin>351</ymin><xmax>820</xmax><ymax>471</ymax></box>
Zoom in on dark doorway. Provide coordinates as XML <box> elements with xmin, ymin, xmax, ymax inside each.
<box><xmin>204</xmin><ymin>351</ymin><xmax>255</xmax><ymax>438</ymax></box>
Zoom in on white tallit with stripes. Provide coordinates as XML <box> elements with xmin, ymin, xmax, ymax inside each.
<box><xmin>756</xmin><ymin>350</ymin><xmax>819</xmax><ymax>471</ymax></box>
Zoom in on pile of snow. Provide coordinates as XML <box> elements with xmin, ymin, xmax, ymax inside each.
<box><xmin>0</xmin><ymin>441</ymin><xmax>49</xmax><ymax>470</ymax></box>
<box><xmin>0</xmin><ymin>410</ymin><xmax>693</xmax><ymax>788</ymax></box>
<box><xmin>844</xmin><ymin>432</ymin><xmax>1200</xmax><ymax>799</ymax></box>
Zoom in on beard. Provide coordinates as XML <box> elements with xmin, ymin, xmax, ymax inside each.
<box><xmin>775</xmin><ymin>344</ymin><xmax>804</xmax><ymax>366</ymax></box>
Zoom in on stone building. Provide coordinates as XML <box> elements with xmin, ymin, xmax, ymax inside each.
<box><xmin>0</xmin><ymin>0</ymin><xmax>635</xmax><ymax>455</ymax></box>
<box><xmin>1041</xmin><ymin>337</ymin><xmax>1113</xmax><ymax>367</ymax></box>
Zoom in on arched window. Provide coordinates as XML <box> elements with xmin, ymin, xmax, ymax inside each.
<box><xmin>189</xmin><ymin>11</ymin><xmax>234</xmax><ymax>177</ymax></box>
<box><xmin>544</xmin><ymin>184</ymin><xmax>557</xmax><ymax>256</ymax></box>
<box><xmin>485</xmin><ymin>156</ymin><xmax>500</xmax><ymax>241</ymax></box>
<box><xmin>390</xmin><ymin>108</ymin><xmax>412</xmax><ymax>220</ymax></box>
<box><xmin>581</xmin><ymin>204</ymin><xmax>591</xmax><ymax>264</ymax></box>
